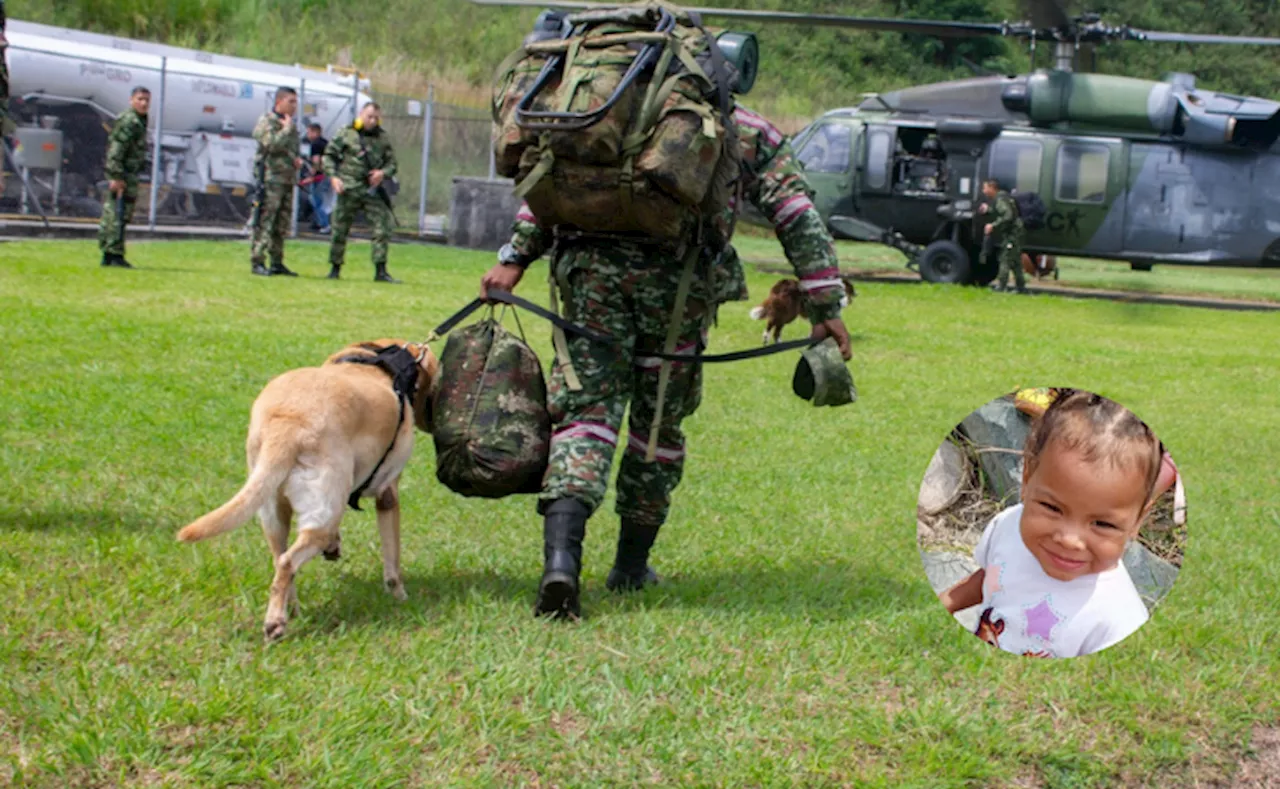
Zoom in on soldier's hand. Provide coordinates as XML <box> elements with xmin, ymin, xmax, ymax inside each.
<box><xmin>294</xmin><ymin>157</ymin><xmax>304</xmax><ymax>169</ymax></box>
<box><xmin>979</xmin><ymin>203</ymin><xmax>989</xmax><ymax>214</ymax></box>
<box><xmin>984</xmin><ymin>223</ymin><xmax>993</xmax><ymax>236</ymax></box>
<box><xmin>369</xmin><ymin>170</ymin><xmax>385</xmax><ymax>188</ymax></box>
<box><xmin>811</xmin><ymin>317</ymin><xmax>852</xmax><ymax>361</ymax></box>
<box><xmin>331</xmin><ymin>177</ymin><xmax>345</xmax><ymax>195</ymax></box>
<box><xmin>480</xmin><ymin>263</ymin><xmax>523</xmax><ymax>301</ymax></box>
<box><xmin>108</xmin><ymin>179</ymin><xmax>125</xmax><ymax>197</ymax></box>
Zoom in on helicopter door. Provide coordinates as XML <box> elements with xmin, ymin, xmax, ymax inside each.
<box><xmin>1048</xmin><ymin>137</ymin><xmax>1124</xmax><ymax>255</ymax></box>
<box><xmin>862</xmin><ymin>125</ymin><xmax>896</xmax><ymax>195</ymax></box>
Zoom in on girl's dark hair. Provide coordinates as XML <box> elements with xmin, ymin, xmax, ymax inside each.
<box><xmin>1023</xmin><ymin>389</ymin><xmax>1163</xmax><ymax>506</ymax></box>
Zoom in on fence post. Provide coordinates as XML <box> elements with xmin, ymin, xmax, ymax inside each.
<box><xmin>487</xmin><ymin>122</ymin><xmax>496</xmax><ymax>179</ymax></box>
<box><xmin>147</xmin><ymin>56</ymin><xmax>167</xmax><ymax>230</ymax></box>
<box><xmin>418</xmin><ymin>85</ymin><xmax>434</xmax><ymax>235</ymax></box>
<box><xmin>292</xmin><ymin>79</ymin><xmax>305</xmax><ymax>238</ymax></box>
<box><xmin>351</xmin><ymin>71</ymin><xmax>360</xmax><ymax>125</ymax></box>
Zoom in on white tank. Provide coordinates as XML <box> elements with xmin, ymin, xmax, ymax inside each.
<box><xmin>6</xmin><ymin>20</ymin><xmax>372</xmax><ymax>137</ymax></box>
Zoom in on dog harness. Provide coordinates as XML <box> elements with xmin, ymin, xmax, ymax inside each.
<box><xmin>334</xmin><ymin>345</ymin><xmax>420</xmax><ymax>511</ymax></box>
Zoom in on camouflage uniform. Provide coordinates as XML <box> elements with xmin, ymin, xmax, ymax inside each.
<box><xmin>986</xmin><ymin>191</ymin><xmax>1025</xmax><ymax>291</ymax></box>
<box><xmin>506</xmin><ymin>103</ymin><xmax>845</xmax><ymax>549</ymax></box>
<box><xmin>249</xmin><ymin>111</ymin><xmax>299</xmax><ymax>271</ymax></box>
<box><xmin>324</xmin><ymin>124</ymin><xmax>397</xmax><ymax>275</ymax></box>
<box><xmin>97</xmin><ymin>108</ymin><xmax>149</xmax><ymax>261</ymax></box>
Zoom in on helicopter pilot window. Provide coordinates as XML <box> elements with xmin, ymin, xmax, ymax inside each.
<box><xmin>988</xmin><ymin>138</ymin><xmax>1043</xmax><ymax>194</ymax></box>
<box><xmin>1056</xmin><ymin>143</ymin><xmax>1110</xmax><ymax>204</ymax></box>
<box><xmin>866</xmin><ymin>129</ymin><xmax>893</xmax><ymax>189</ymax></box>
<box><xmin>797</xmin><ymin>123</ymin><xmax>852</xmax><ymax>174</ymax></box>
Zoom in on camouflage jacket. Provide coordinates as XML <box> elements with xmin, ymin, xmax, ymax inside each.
<box><xmin>251</xmin><ymin>111</ymin><xmax>300</xmax><ymax>185</ymax></box>
<box><xmin>990</xmin><ymin>192</ymin><xmax>1023</xmax><ymax>239</ymax></box>
<box><xmin>104</xmin><ymin>108</ymin><xmax>149</xmax><ymax>182</ymax></box>
<box><xmin>324</xmin><ymin>125</ymin><xmax>398</xmax><ymax>193</ymax></box>
<box><xmin>505</xmin><ymin>104</ymin><xmax>844</xmax><ymax>323</ymax></box>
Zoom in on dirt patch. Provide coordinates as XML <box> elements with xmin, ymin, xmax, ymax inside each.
<box><xmin>1232</xmin><ymin>726</ymin><xmax>1280</xmax><ymax>788</ymax></box>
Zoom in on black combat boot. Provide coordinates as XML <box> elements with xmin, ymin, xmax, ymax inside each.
<box><xmin>114</xmin><ymin>256</ymin><xmax>135</xmax><ymax>269</ymax></box>
<box><xmin>605</xmin><ymin>520</ymin><xmax>662</xmax><ymax>592</ymax></box>
<box><xmin>268</xmin><ymin>259</ymin><xmax>298</xmax><ymax>277</ymax></box>
<box><xmin>327</xmin><ymin>264</ymin><xmax>341</xmax><ymax>280</ymax></box>
<box><xmin>373</xmin><ymin>262</ymin><xmax>402</xmax><ymax>284</ymax></box>
<box><xmin>535</xmin><ymin>498</ymin><xmax>591</xmax><ymax>620</ymax></box>
<box><xmin>100</xmin><ymin>253</ymin><xmax>114</xmax><ymax>267</ymax></box>
<box><xmin>251</xmin><ymin>261</ymin><xmax>271</xmax><ymax>276</ymax></box>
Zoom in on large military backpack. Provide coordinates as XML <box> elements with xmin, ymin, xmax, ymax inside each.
<box><xmin>431</xmin><ymin>315</ymin><xmax>551</xmax><ymax>499</ymax></box>
<box><xmin>1012</xmin><ymin>190</ymin><xmax>1047</xmax><ymax>231</ymax></box>
<box><xmin>491</xmin><ymin>1</ymin><xmax>741</xmax><ymax>241</ymax></box>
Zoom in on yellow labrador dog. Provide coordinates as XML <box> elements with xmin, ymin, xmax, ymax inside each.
<box><xmin>177</xmin><ymin>339</ymin><xmax>438</xmax><ymax>641</ymax></box>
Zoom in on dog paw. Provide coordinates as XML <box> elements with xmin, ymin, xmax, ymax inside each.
<box><xmin>385</xmin><ymin>577</ymin><xmax>408</xmax><ymax>601</ymax></box>
<box><xmin>264</xmin><ymin>619</ymin><xmax>287</xmax><ymax>642</ymax></box>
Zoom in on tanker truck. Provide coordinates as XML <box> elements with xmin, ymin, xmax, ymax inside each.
<box><xmin>2</xmin><ymin>18</ymin><xmax>374</xmax><ymax>221</ymax></box>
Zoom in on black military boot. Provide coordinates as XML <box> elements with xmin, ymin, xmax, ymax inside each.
<box><xmin>327</xmin><ymin>264</ymin><xmax>341</xmax><ymax>280</ymax></box>
<box><xmin>251</xmin><ymin>260</ymin><xmax>271</xmax><ymax>276</ymax></box>
<box><xmin>374</xmin><ymin>262</ymin><xmax>402</xmax><ymax>284</ymax></box>
<box><xmin>114</xmin><ymin>256</ymin><xmax>135</xmax><ymax>269</ymax></box>
<box><xmin>606</xmin><ymin>520</ymin><xmax>662</xmax><ymax>592</ymax></box>
<box><xmin>100</xmin><ymin>253</ymin><xmax>114</xmax><ymax>267</ymax></box>
<box><xmin>535</xmin><ymin>498</ymin><xmax>591</xmax><ymax>620</ymax></box>
<box><xmin>268</xmin><ymin>258</ymin><xmax>298</xmax><ymax>277</ymax></box>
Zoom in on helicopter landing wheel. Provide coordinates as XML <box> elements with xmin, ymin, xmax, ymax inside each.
<box><xmin>918</xmin><ymin>240</ymin><xmax>972</xmax><ymax>284</ymax></box>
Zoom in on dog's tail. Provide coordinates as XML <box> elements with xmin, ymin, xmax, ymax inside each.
<box><xmin>749</xmin><ymin>305</ymin><xmax>766</xmax><ymax>320</ymax></box>
<box><xmin>176</xmin><ymin>431</ymin><xmax>297</xmax><ymax>543</ymax></box>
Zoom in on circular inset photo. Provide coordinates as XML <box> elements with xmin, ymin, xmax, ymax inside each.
<box><xmin>917</xmin><ymin>388</ymin><xmax>1186</xmax><ymax>658</ymax></box>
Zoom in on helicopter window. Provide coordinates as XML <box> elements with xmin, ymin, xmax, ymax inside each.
<box><xmin>796</xmin><ymin>123</ymin><xmax>852</xmax><ymax>174</ymax></box>
<box><xmin>988</xmin><ymin>139</ymin><xmax>1043</xmax><ymax>193</ymax></box>
<box><xmin>1056</xmin><ymin>143</ymin><xmax>1110</xmax><ymax>204</ymax></box>
<box><xmin>866</xmin><ymin>129</ymin><xmax>893</xmax><ymax>189</ymax></box>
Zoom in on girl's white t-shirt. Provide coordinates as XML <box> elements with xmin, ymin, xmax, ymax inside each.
<box><xmin>970</xmin><ymin>504</ymin><xmax>1149</xmax><ymax>658</ymax></box>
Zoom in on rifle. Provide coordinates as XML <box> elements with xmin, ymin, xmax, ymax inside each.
<box><xmin>247</xmin><ymin>159</ymin><xmax>266</xmax><ymax>234</ymax></box>
<box><xmin>116</xmin><ymin>190</ymin><xmax>126</xmax><ymax>249</ymax></box>
<box><xmin>368</xmin><ymin>179</ymin><xmax>399</xmax><ymax>227</ymax></box>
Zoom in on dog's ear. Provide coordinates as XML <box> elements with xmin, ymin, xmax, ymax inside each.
<box><xmin>408</xmin><ymin>344</ymin><xmax>438</xmax><ymax>433</ymax></box>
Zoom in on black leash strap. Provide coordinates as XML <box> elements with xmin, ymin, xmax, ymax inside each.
<box><xmin>431</xmin><ymin>290</ymin><xmax>817</xmax><ymax>364</ymax></box>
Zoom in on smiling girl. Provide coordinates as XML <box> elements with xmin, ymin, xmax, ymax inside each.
<box><xmin>940</xmin><ymin>390</ymin><xmax>1165</xmax><ymax>658</ymax></box>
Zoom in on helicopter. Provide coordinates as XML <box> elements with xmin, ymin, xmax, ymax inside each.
<box><xmin>472</xmin><ymin>0</ymin><xmax>1280</xmax><ymax>284</ymax></box>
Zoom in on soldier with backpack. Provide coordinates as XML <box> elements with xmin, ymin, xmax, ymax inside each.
<box><xmin>980</xmin><ymin>179</ymin><xmax>1028</xmax><ymax>293</ymax></box>
<box><xmin>480</xmin><ymin>3</ymin><xmax>851</xmax><ymax>620</ymax></box>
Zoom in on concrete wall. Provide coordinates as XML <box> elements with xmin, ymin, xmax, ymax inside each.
<box><xmin>448</xmin><ymin>177</ymin><xmax>522</xmax><ymax>252</ymax></box>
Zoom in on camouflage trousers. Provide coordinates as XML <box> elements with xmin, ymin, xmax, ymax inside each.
<box><xmin>541</xmin><ymin>240</ymin><xmax>706</xmax><ymax>529</ymax></box>
<box><xmin>98</xmin><ymin>180</ymin><xmax>139</xmax><ymax>256</ymax></box>
<box><xmin>329</xmin><ymin>190</ymin><xmax>393</xmax><ymax>267</ymax></box>
<box><xmin>250</xmin><ymin>182</ymin><xmax>294</xmax><ymax>265</ymax></box>
<box><xmin>987</xmin><ymin>231</ymin><xmax>1025</xmax><ymax>290</ymax></box>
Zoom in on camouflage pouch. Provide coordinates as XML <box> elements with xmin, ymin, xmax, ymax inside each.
<box><xmin>432</xmin><ymin>317</ymin><xmax>551</xmax><ymax>498</ymax></box>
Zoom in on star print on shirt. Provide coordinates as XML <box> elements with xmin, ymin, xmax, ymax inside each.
<box><xmin>1023</xmin><ymin>597</ymin><xmax>1062</xmax><ymax>642</ymax></box>
<box><xmin>983</xmin><ymin>564</ymin><xmax>1003</xmax><ymax>597</ymax></box>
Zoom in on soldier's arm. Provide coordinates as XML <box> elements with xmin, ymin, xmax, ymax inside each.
<box><xmin>103</xmin><ymin>120</ymin><xmax>129</xmax><ymax>181</ymax></box>
<box><xmin>380</xmin><ymin>139</ymin><xmax>398</xmax><ymax>179</ymax></box>
<box><xmin>500</xmin><ymin>202</ymin><xmax>551</xmax><ymax>267</ymax></box>
<box><xmin>322</xmin><ymin>132</ymin><xmax>343</xmax><ymax>176</ymax></box>
<box><xmin>746</xmin><ymin>125</ymin><xmax>844</xmax><ymax>323</ymax></box>
<box><xmin>992</xmin><ymin>198</ymin><xmax>1016</xmax><ymax>233</ymax></box>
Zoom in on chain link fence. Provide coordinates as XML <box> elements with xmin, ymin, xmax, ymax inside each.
<box><xmin>2</xmin><ymin>32</ymin><xmax>499</xmax><ymax>238</ymax></box>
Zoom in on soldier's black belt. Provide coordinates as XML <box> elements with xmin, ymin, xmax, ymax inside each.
<box><xmin>431</xmin><ymin>291</ymin><xmax>816</xmax><ymax>364</ymax></box>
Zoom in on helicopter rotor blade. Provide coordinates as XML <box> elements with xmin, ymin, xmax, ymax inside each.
<box><xmin>1124</xmin><ymin>28</ymin><xmax>1280</xmax><ymax>46</ymax></box>
<box><xmin>467</xmin><ymin>0</ymin><xmax>1006</xmax><ymax>38</ymax></box>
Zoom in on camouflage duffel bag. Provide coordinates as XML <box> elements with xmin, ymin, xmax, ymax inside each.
<box><xmin>432</xmin><ymin>317</ymin><xmax>551</xmax><ymax>498</ymax></box>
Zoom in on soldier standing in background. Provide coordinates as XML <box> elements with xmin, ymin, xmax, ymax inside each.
<box><xmin>323</xmin><ymin>102</ymin><xmax>400</xmax><ymax>283</ymax></box>
<box><xmin>480</xmin><ymin>102</ymin><xmax>852</xmax><ymax>621</ymax></box>
<box><xmin>980</xmin><ymin>179</ymin><xmax>1027</xmax><ymax>293</ymax></box>
<box><xmin>249</xmin><ymin>87</ymin><xmax>302</xmax><ymax>277</ymax></box>
<box><xmin>97</xmin><ymin>87</ymin><xmax>150</xmax><ymax>269</ymax></box>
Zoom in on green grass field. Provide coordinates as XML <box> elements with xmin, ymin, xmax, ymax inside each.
<box><xmin>2</xmin><ymin>238</ymin><xmax>1278</xmax><ymax>787</ymax></box>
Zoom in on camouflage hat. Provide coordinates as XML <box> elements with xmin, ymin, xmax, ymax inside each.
<box><xmin>792</xmin><ymin>338</ymin><xmax>856</xmax><ymax>407</ymax></box>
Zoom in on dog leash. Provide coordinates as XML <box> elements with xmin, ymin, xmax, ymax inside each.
<box><xmin>424</xmin><ymin>290</ymin><xmax>816</xmax><ymax>363</ymax></box>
